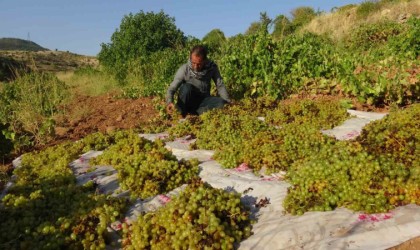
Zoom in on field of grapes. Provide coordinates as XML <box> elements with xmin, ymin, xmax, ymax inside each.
<box><xmin>0</xmin><ymin>96</ymin><xmax>419</xmax><ymax>249</ymax></box>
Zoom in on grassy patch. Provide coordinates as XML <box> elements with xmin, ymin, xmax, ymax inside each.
<box><xmin>56</xmin><ymin>67</ymin><xmax>120</xmax><ymax>96</ymax></box>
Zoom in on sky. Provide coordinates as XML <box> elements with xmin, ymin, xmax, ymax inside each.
<box><xmin>0</xmin><ymin>0</ymin><xmax>365</xmax><ymax>56</ymax></box>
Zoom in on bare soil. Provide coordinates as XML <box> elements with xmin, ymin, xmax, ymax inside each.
<box><xmin>54</xmin><ymin>93</ymin><xmax>159</xmax><ymax>141</ymax></box>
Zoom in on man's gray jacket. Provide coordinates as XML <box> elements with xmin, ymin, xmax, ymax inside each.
<box><xmin>165</xmin><ymin>62</ymin><xmax>231</xmax><ymax>104</ymax></box>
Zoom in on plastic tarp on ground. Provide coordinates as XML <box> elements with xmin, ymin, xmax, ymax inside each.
<box><xmin>5</xmin><ymin>110</ymin><xmax>420</xmax><ymax>249</ymax></box>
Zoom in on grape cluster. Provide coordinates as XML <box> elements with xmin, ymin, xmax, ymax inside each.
<box><xmin>265</xmin><ymin>97</ymin><xmax>349</xmax><ymax>129</ymax></box>
<box><xmin>178</xmin><ymin>98</ymin><xmax>345</xmax><ymax>173</ymax></box>
<box><xmin>0</xmin><ymin>135</ymin><xmax>128</xmax><ymax>249</ymax></box>
<box><xmin>123</xmin><ymin>179</ymin><xmax>252</xmax><ymax>250</ymax></box>
<box><xmin>357</xmin><ymin>103</ymin><xmax>419</xmax><ymax>167</ymax></box>
<box><xmin>90</xmin><ymin>131</ymin><xmax>199</xmax><ymax>199</ymax></box>
<box><xmin>240</xmin><ymin>124</ymin><xmax>337</xmax><ymax>174</ymax></box>
<box><xmin>167</xmin><ymin>115</ymin><xmax>201</xmax><ymax>140</ymax></box>
<box><xmin>284</xmin><ymin>141</ymin><xmax>418</xmax><ymax>215</ymax></box>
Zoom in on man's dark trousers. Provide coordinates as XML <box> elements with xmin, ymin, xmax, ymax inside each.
<box><xmin>176</xmin><ymin>83</ymin><xmax>226</xmax><ymax>116</ymax></box>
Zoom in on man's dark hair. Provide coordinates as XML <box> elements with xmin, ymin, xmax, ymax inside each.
<box><xmin>190</xmin><ymin>45</ymin><xmax>208</xmax><ymax>59</ymax></box>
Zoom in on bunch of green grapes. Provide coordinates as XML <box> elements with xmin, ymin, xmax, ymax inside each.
<box><xmin>139</xmin><ymin>117</ymin><xmax>173</xmax><ymax>134</ymax></box>
<box><xmin>123</xmin><ymin>179</ymin><xmax>252</xmax><ymax>250</ymax></box>
<box><xmin>194</xmin><ymin>107</ymin><xmax>270</xmax><ymax>169</ymax></box>
<box><xmin>194</xmin><ymin>107</ymin><xmax>269</xmax><ymax>150</ymax></box>
<box><xmin>237</xmin><ymin>96</ymin><xmax>279</xmax><ymax>117</ymax></box>
<box><xmin>357</xmin><ymin>103</ymin><xmax>419</xmax><ymax>167</ymax></box>
<box><xmin>69</xmin><ymin>196</ymin><xmax>127</xmax><ymax>250</ymax></box>
<box><xmin>79</xmin><ymin>132</ymin><xmax>116</xmax><ymax>151</ymax></box>
<box><xmin>240</xmin><ymin>123</ymin><xmax>337</xmax><ymax>174</ymax></box>
<box><xmin>183</xmin><ymin>98</ymin><xmax>345</xmax><ymax>174</ymax></box>
<box><xmin>284</xmin><ymin>141</ymin><xmax>418</xmax><ymax>215</ymax></box>
<box><xmin>1</xmin><ymin>137</ymin><xmax>128</xmax><ymax>249</ymax></box>
<box><xmin>265</xmin><ymin>98</ymin><xmax>349</xmax><ymax>129</ymax></box>
<box><xmin>1</xmin><ymin>189</ymin><xmax>127</xmax><ymax>250</ymax></box>
<box><xmin>167</xmin><ymin>115</ymin><xmax>202</xmax><ymax>139</ymax></box>
<box><xmin>90</xmin><ymin>131</ymin><xmax>199</xmax><ymax>199</ymax></box>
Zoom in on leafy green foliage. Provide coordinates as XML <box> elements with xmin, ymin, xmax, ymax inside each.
<box><xmin>272</xmin><ymin>15</ymin><xmax>294</xmax><ymax>40</ymax></box>
<box><xmin>220</xmin><ymin>30</ymin><xmax>280</xmax><ymax>99</ymax></box>
<box><xmin>357</xmin><ymin>0</ymin><xmax>382</xmax><ymax>18</ymax></box>
<box><xmin>98</xmin><ymin>10</ymin><xmax>186</xmax><ymax>83</ymax></box>
<box><xmin>0</xmin><ymin>72</ymin><xmax>68</xmax><ymax>151</ymax></box>
<box><xmin>202</xmin><ymin>29</ymin><xmax>226</xmax><ymax>55</ymax></box>
<box><xmin>349</xmin><ymin>20</ymin><xmax>403</xmax><ymax>50</ymax></box>
<box><xmin>338</xmin><ymin>53</ymin><xmax>419</xmax><ymax>105</ymax></box>
<box><xmin>220</xmin><ymin>31</ymin><xmax>340</xmax><ymax>99</ymax></box>
<box><xmin>388</xmin><ymin>17</ymin><xmax>420</xmax><ymax>59</ymax></box>
<box><xmin>124</xmin><ymin>48</ymin><xmax>188</xmax><ymax>98</ymax></box>
<box><xmin>290</xmin><ymin>6</ymin><xmax>317</xmax><ymax>29</ymax></box>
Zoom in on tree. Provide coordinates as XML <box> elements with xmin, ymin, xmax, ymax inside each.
<box><xmin>272</xmin><ymin>15</ymin><xmax>293</xmax><ymax>40</ymax></box>
<box><xmin>98</xmin><ymin>10</ymin><xmax>186</xmax><ymax>82</ymax></box>
<box><xmin>245</xmin><ymin>12</ymin><xmax>272</xmax><ymax>35</ymax></box>
<box><xmin>245</xmin><ymin>22</ymin><xmax>262</xmax><ymax>35</ymax></box>
<box><xmin>202</xmin><ymin>29</ymin><xmax>226</xmax><ymax>53</ymax></box>
<box><xmin>290</xmin><ymin>6</ymin><xmax>317</xmax><ymax>29</ymax></box>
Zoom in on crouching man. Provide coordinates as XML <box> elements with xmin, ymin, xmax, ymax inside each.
<box><xmin>166</xmin><ymin>45</ymin><xmax>231</xmax><ymax>117</ymax></box>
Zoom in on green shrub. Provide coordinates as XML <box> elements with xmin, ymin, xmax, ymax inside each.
<box><xmin>0</xmin><ymin>72</ymin><xmax>68</xmax><ymax>150</ymax></box>
<box><xmin>98</xmin><ymin>10</ymin><xmax>186</xmax><ymax>83</ymax></box>
<box><xmin>337</xmin><ymin>52</ymin><xmax>419</xmax><ymax>105</ymax></box>
<box><xmin>272</xmin><ymin>15</ymin><xmax>294</xmax><ymax>40</ymax></box>
<box><xmin>124</xmin><ymin>48</ymin><xmax>188</xmax><ymax>98</ymax></box>
<box><xmin>220</xmin><ymin>31</ymin><xmax>340</xmax><ymax>99</ymax></box>
<box><xmin>0</xmin><ymin>123</ymin><xmax>13</xmax><ymax>161</ymax></box>
<box><xmin>220</xmin><ymin>31</ymin><xmax>279</xmax><ymax>99</ymax></box>
<box><xmin>290</xmin><ymin>6</ymin><xmax>317</xmax><ymax>29</ymax></box>
<box><xmin>202</xmin><ymin>29</ymin><xmax>227</xmax><ymax>55</ymax></box>
<box><xmin>388</xmin><ymin>17</ymin><xmax>420</xmax><ymax>59</ymax></box>
<box><xmin>274</xmin><ymin>33</ymin><xmax>340</xmax><ymax>94</ymax></box>
<box><xmin>357</xmin><ymin>0</ymin><xmax>382</xmax><ymax>18</ymax></box>
<box><xmin>349</xmin><ymin>20</ymin><xmax>403</xmax><ymax>50</ymax></box>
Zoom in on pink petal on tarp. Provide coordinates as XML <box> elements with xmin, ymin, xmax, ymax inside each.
<box><xmin>235</xmin><ymin>163</ymin><xmax>251</xmax><ymax>172</ymax></box>
<box><xmin>158</xmin><ymin>194</ymin><xmax>171</xmax><ymax>204</ymax></box>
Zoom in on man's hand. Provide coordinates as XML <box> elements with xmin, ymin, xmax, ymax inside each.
<box><xmin>166</xmin><ymin>103</ymin><xmax>175</xmax><ymax>114</ymax></box>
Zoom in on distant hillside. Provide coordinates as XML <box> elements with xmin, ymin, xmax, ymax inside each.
<box><xmin>301</xmin><ymin>0</ymin><xmax>420</xmax><ymax>42</ymax></box>
<box><xmin>0</xmin><ymin>50</ymin><xmax>98</xmax><ymax>82</ymax></box>
<box><xmin>0</xmin><ymin>38</ymin><xmax>49</xmax><ymax>52</ymax></box>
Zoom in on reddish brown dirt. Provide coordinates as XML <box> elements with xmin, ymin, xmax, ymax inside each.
<box><xmin>54</xmin><ymin>93</ymin><xmax>159</xmax><ymax>141</ymax></box>
<box><xmin>388</xmin><ymin>237</ymin><xmax>420</xmax><ymax>250</ymax></box>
